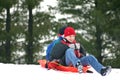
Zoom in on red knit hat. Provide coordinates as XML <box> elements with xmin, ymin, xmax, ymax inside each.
<box><xmin>64</xmin><ymin>26</ymin><xmax>76</xmax><ymax>37</ymax></box>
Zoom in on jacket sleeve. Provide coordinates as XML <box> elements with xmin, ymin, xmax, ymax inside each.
<box><xmin>50</xmin><ymin>42</ymin><xmax>68</xmax><ymax>61</ymax></box>
<box><xmin>46</xmin><ymin>40</ymin><xmax>55</xmax><ymax>60</ymax></box>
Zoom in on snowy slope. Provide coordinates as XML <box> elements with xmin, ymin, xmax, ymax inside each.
<box><xmin>0</xmin><ymin>63</ymin><xmax>120</xmax><ymax>80</ymax></box>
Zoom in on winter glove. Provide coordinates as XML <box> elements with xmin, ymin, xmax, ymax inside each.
<box><xmin>69</xmin><ymin>44</ymin><xmax>75</xmax><ymax>49</ymax></box>
<box><xmin>75</xmin><ymin>43</ymin><xmax>80</xmax><ymax>50</ymax></box>
<box><xmin>69</xmin><ymin>43</ymin><xmax>80</xmax><ymax>50</ymax></box>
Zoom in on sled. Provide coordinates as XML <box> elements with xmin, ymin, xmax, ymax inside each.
<box><xmin>38</xmin><ymin>59</ymin><xmax>92</xmax><ymax>73</ymax></box>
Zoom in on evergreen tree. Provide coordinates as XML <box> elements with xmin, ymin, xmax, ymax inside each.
<box><xmin>21</xmin><ymin>0</ymin><xmax>43</xmax><ymax>64</ymax></box>
<box><xmin>0</xmin><ymin>0</ymin><xmax>18</xmax><ymax>63</ymax></box>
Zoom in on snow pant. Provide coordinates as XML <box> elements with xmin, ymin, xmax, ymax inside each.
<box><xmin>65</xmin><ymin>48</ymin><xmax>104</xmax><ymax>73</ymax></box>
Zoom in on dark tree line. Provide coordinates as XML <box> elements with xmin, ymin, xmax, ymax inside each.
<box><xmin>0</xmin><ymin>0</ymin><xmax>120</xmax><ymax>67</ymax></box>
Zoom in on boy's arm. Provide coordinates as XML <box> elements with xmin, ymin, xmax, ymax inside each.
<box><xmin>50</xmin><ymin>42</ymin><xmax>68</xmax><ymax>60</ymax></box>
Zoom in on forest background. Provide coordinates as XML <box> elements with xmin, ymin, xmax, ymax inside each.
<box><xmin>0</xmin><ymin>0</ymin><xmax>120</xmax><ymax>68</ymax></box>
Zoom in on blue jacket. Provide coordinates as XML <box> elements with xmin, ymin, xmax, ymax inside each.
<box><xmin>46</xmin><ymin>36</ymin><xmax>63</xmax><ymax>60</ymax></box>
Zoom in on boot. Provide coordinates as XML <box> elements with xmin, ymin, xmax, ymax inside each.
<box><xmin>76</xmin><ymin>61</ymin><xmax>83</xmax><ymax>73</ymax></box>
<box><xmin>101</xmin><ymin>66</ymin><xmax>111</xmax><ymax>76</ymax></box>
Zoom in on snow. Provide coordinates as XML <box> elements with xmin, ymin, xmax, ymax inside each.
<box><xmin>0</xmin><ymin>63</ymin><xmax>120</xmax><ymax>80</ymax></box>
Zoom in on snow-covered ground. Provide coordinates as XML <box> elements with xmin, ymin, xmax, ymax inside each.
<box><xmin>0</xmin><ymin>63</ymin><xmax>120</xmax><ymax>80</ymax></box>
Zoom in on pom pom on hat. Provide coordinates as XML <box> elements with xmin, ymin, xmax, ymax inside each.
<box><xmin>64</xmin><ymin>26</ymin><xmax>76</xmax><ymax>37</ymax></box>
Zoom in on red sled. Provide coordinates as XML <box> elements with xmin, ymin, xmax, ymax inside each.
<box><xmin>38</xmin><ymin>59</ymin><xmax>91</xmax><ymax>73</ymax></box>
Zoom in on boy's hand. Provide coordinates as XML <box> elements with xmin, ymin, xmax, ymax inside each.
<box><xmin>69</xmin><ymin>43</ymin><xmax>80</xmax><ymax>50</ymax></box>
<box><xmin>75</xmin><ymin>43</ymin><xmax>80</xmax><ymax>50</ymax></box>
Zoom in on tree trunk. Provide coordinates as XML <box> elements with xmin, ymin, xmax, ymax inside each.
<box><xmin>26</xmin><ymin>7</ymin><xmax>33</xmax><ymax>64</ymax></box>
<box><xmin>5</xmin><ymin>7</ymin><xmax>11</xmax><ymax>63</ymax></box>
<box><xmin>94</xmin><ymin>0</ymin><xmax>103</xmax><ymax>63</ymax></box>
<box><xmin>95</xmin><ymin>26</ymin><xmax>103</xmax><ymax>63</ymax></box>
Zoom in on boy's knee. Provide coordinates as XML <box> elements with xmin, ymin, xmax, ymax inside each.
<box><xmin>89</xmin><ymin>55</ymin><xmax>94</xmax><ymax>57</ymax></box>
<box><xmin>65</xmin><ymin>48</ymin><xmax>74</xmax><ymax>56</ymax></box>
<box><xmin>66</xmin><ymin>48</ymin><xmax>74</xmax><ymax>53</ymax></box>
<box><xmin>87</xmin><ymin>55</ymin><xmax>95</xmax><ymax>60</ymax></box>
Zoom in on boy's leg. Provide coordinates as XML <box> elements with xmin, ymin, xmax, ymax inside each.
<box><xmin>65</xmin><ymin>48</ymin><xmax>111</xmax><ymax>75</ymax></box>
<box><xmin>65</xmin><ymin>48</ymin><xmax>79</xmax><ymax>67</ymax></box>
<box><xmin>65</xmin><ymin>48</ymin><xmax>104</xmax><ymax>73</ymax></box>
<box><xmin>80</xmin><ymin>55</ymin><xmax>104</xmax><ymax>73</ymax></box>
<box><xmin>65</xmin><ymin>48</ymin><xmax>84</xmax><ymax>73</ymax></box>
<box><xmin>80</xmin><ymin>55</ymin><xmax>112</xmax><ymax>76</ymax></box>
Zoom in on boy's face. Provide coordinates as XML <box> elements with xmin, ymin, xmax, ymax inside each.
<box><xmin>65</xmin><ymin>35</ymin><xmax>75</xmax><ymax>43</ymax></box>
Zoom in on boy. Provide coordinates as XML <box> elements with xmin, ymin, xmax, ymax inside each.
<box><xmin>49</xmin><ymin>26</ymin><xmax>111</xmax><ymax>76</ymax></box>
<box><xmin>46</xmin><ymin>26</ymin><xmax>67</xmax><ymax>61</ymax></box>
